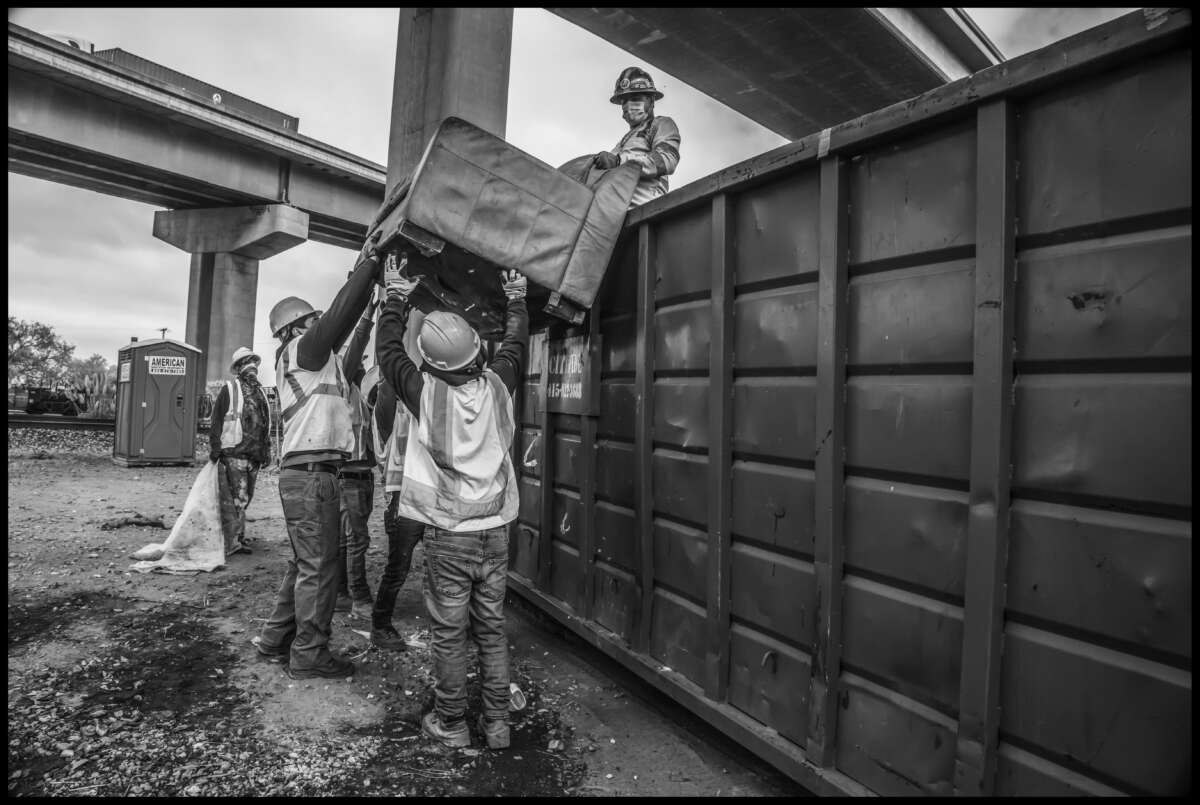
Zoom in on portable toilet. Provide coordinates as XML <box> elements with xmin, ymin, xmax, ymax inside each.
<box><xmin>113</xmin><ymin>338</ymin><xmax>201</xmax><ymax>466</ymax></box>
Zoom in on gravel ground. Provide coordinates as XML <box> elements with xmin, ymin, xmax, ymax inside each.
<box><xmin>8</xmin><ymin>425</ymin><xmax>805</xmax><ymax>798</ymax></box>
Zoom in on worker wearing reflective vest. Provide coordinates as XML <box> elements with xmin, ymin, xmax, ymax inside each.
<box><xmin>333</xmin><ymin>295</ymin><xmax>381</xmax><ymax>621</ymax></box>
<box><xmin>376</xmin><ymin>254</ymin><xmax>529</xmax><ymax>750</ymax></box>
<box><xmin>592</xmin><ymin>66</ymin><xmax>681</xmax><ymax>206</ymax></box>
<box><xmin>254</xmin><ymin>228</ymin><xmax>383</xmax><ymax>681</ymax></box>
<box><xmin>208</xmin><ymin>346</ymin><xmax>271</xmax><ymax>557</ymax></box>
<box><xmin>365</xmin><ymin>330</ymin><xmax>425</xmax><ymax>653</ymax></box>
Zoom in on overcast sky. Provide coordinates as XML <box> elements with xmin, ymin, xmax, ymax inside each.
<box><xmin>7</xmin><ymin>7</ymin><xmax>1135</xmax><ymax>386</ymax></box>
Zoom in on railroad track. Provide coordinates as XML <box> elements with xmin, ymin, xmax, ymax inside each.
<box><xmin>8</xmin><ymin>412</ymin><xmax>115</xmax><ymax>431</ymax></box>
<box><xmin>8</xmin><ymin>412</ymin><xmax>212</xmax><ymax>432</ymax></box>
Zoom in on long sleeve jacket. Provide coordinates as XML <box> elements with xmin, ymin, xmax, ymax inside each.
<box><xmin>608</xmin><ymin>114</ymin><xmax>681</xmax><ymax>206</ymax></box>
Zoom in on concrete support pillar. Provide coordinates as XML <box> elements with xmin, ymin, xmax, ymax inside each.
<box><xmin>153</xmin><ymin>204</ymin><xmax>308</xmax><ymax>386</ymax></box>
<box><xmin>184</xmin><ymin>252</ymin><xmax>261</xmax><ymax>388</ymax></box>
<box><xmin>386</xmin><ymin>7</ymin><xmax>514</xmax><ymax>187</ymax></box>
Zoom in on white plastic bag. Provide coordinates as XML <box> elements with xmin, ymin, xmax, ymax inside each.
<box><xmin>130</xmin><ymin>461</ymin><xmax>226</xmax><ymax>574</ymax></box>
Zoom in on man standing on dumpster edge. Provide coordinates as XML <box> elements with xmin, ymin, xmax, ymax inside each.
<box><xmin>375</xmin><ymin>254</ymin><xmax>529</xmax><ymax>750</ymax></box>
<box><xmin>253</xmin><ymin>229</ymin><xmax>382</xmax><ymax>681</ymax></box>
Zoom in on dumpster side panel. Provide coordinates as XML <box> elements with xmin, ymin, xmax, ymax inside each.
<box><xmin>509</xmin><ymin>15</ymin><xmax>1191</xmax><ymax>796</ymax></box>
<box><xmin>1000</xmin><ymin>46</ymin><xmax>1192</xmax><ymax>796</ymax></box>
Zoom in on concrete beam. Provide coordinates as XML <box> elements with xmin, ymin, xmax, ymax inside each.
<box><xmin>386</xmin><ymin>7</ymin><xmax>513</xmax><ymax>187</ymax></box>
<box><xmin>153</xmin><ymin>204</ymin><xmax>309</xmax><ymax>260</ymax></box>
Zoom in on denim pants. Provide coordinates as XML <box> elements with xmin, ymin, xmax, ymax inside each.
<box><xmin>372</xmin><ymin>492</ymin><xmax>425</xmax><ymax>629</ymax></box>
<box><xmin>259</xmin><ymin>467</ymin><xmax>341</xmax><ymax>671</ymax></box>
<box><xmin>216</xmin><ymin>457</ymin><xmax>258</xmax><ymax>552</ymax></box>
<box><xmin>337</xmin><ymin>474</ymin><xmax>374</xmax><ymax>602</ymax></box>
<box><xmin>423</xmin><ymin>525</ymin><xmax>510</xmax><ymax>724</ymax></box>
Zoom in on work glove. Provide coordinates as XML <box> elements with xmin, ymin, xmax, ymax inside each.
<box><xmin>592</xmin><ymin>151</ymin><xmax>620</xmax><ymax>170</ymax></box>
<box><xmin>501</xmin><ymin>269</ymin><xmax>527</xmax><ymax>301</ymax></box>
<box><xmin>384</xmin><ymin>252</ymin><xmax>420</xmax><ymax>301</ymax></box>
<box><xmin>357</xmin><ymin>228</ymin><xmax>383</xmax><ymax>266</ymax></box>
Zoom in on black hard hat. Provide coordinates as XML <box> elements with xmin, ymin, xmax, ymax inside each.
<box><xmin>610</xmin><ymin>66</ymin><xmax>664</xmax><ymax>104</ymax></box>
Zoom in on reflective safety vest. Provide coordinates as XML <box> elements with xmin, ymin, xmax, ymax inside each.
<box><xmin>345</xmin><ymin>380</ymin><xmax>374</xmax><ymax>465</ymax></box>
<box><xmin>276</xmin><ymin>340</ymin><xmax>353</xmax><ymax>458</ymax></box>
<box><xmin>219</xmin><ymin>379</ymin><xmax>268</xmax><ymax>448</ymax></box>
<box><xmin>381</xmin><ymin>401</ymin><xmax>410</xmax><ymax>493</ymax></box>
<box><xmin>396</xmin><ymin>370</ymin><xmax>518</xmax><ymax>531</ymax></box>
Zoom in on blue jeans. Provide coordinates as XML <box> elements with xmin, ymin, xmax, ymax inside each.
<box><xmin>372</xmin><ymin>492</ymin><xmax>425</xmax><ymax>629</ymax></box>
<box><xmin>259</xmin><ymin>467</ymin><xmax>341</xmax><ymax>671</ymax></box>
<box><xmin>337</xmin><ymin>473</ymin><xmax>374</xmax><ymax>602</ymax></box>
<box><xmin>423</xmin><ymin>525</ymin><xmax>510</xmax><ymax>724</ymax></box>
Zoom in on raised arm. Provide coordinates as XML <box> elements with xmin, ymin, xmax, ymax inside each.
<box><xmin>488</xmin><ymin>270</ymin><xmax>530</xmax><ymax>395</ymax></box>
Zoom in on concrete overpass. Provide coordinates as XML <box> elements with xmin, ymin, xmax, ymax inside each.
<box><xmin>8</xmin><ymin>10</ymin><xmax>1000</xmax><ymax>383</ymax></box>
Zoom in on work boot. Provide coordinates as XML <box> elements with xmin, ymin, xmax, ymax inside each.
<box><xmin>350</xmin><ymin>598</ymin><xmax>373</xmax><ymax>620</ymax></box>
<box><xmin>253</xmin><ymin>637</ymin><xmax>291</xmax><ymax>664</ymax></box>
<box><xmin>285</xmin><ymin>656</ymin><xmax>355</xmax><ymax>680</ymax></box>
<box><xmin>371</xmin><ymin>624</ymin><xmax>408</xmax><ymax>651</ymax></box>
<box><xmin>422</xmin><ymin>712</ymin><xmax>471</xmax><ymax>748</ymax></box>
<box><xmin>334</xmin><ymin>593</ymin><xmax>353</xmax><ymax>613</ymax></box>
<box><xmin>476</xmin><ymin>715</ymin><xmax>511</xmax><ymax>750</ymax></box>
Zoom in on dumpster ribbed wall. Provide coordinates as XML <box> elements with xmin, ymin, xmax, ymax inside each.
<box><xmin>507</xmin><ymin>8</ymin><xmax>1190</xmax><ymax>796</ymax></box>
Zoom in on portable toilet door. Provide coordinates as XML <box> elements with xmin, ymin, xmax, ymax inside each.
<box><xmin>113</xmin><ymin>338</ymin><xmax>201</xmax><ymax>466</ymax></box>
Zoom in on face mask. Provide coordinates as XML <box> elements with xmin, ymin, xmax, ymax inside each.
<box><xmin>239</xmin><ymin>364</ymin><xmax>259</xmax><ymax>381</ymax></box>
<box><xmin>622</xmin><ymin>98</ymin><xmax>649</xmax><ymax>126</ymax></box>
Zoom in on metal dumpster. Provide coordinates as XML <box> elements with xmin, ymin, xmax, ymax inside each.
<box><xmin>507</xmin><ymin>8</ymin><xmax>1191</xmax><ymax>796</ymax></box>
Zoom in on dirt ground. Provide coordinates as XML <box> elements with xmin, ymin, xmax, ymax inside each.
<box><xmin>7</xmin><ymin>428</ymin><xmax>808</xmax><ymax>797</ymax></box>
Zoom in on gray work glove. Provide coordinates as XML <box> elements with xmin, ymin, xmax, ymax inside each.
<box><xmin>592</xmin><ymin>151</ymin><xmax>620</xmax><ymax>170</ymax></box>
<box><xmin>501</xmin><ymin>269</ymin><xmax>527</xmax><ymax>301</ymax></box>
<box><xmin>384</xmin><ymin>252</ymin><xmax>420</xmax><ymax>301</ymax></box>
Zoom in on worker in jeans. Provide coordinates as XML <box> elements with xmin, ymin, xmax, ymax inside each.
<box><xmin>334</xmin><ymin>293</ymin><xmax>382</xmax><ymax>620</ymax></box>
<box><xmin>367</xmin><ymin>372</ymin><xmax>426</xmax><ymax>651</ymax></box>
<box><xmin>254</xmin><ymin>230</ymin><xmax>382</xmax><ymax>681</ymax></box>
<box><xmin>376</xmin><ymin>254</ymin><xmax>528</xmax><ymax>750</ymax></box>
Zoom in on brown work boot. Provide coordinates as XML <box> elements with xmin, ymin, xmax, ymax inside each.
<box><xmin>422</xmin><ymin>712</ymin><xmax>471</xmax><ymax>748</ymax></box>
<box><xmin>476</xmin><ymin>715</ymin><xmax>511</xmax><ymax>749</ymax></box>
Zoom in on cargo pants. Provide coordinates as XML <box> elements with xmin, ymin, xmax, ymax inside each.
<box><xmin>258</xmin><ymin>467</ymin><xmax>341</xmax><ymax>671</ymax></box>
<box><xmin>337</xmin><ymin>473</ymin><xmax>374</xmax><ymax>604</ymax></box>
<box><xmin>216</xmin><ymin>457</ymin><xmax>258</xmax><ymax>553</ymax></box>
<box><xmin>423</xmin><ymin>525</ymin><xmax>510</xmax><ymax>725</ymax></box>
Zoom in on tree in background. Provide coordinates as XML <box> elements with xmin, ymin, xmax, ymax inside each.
<box><xmin>8</xmin><ymin>317</ymin><xmax>75</xmax><ymax>387</ymax></box>
<box><xmin>67</xmin><ymin>354</ymin><xmax>119</xmax><ymax>418</ymax></box>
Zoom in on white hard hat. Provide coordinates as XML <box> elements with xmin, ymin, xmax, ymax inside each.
<box><xmin>230</xmin><ymin>346</ymin><xmax>261</xmax><ymax>373</ymax></box>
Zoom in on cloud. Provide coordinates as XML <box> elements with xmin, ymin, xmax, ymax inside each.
<box><xmin>963</xmin><ymin>7</ymin><xmax>1137</xmax><ymax>59</ymax></box>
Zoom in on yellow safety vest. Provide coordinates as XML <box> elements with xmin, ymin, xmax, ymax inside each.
<box><xmin>219</xmin><ymin>379</ymin><xmax>269</xmax><ymax>448</ymax></box>
<box><xmin>276</xmin><ymin>340</ymin><xmax>353</xmax><ymax>459</ymax></box>
<box><xmin>396</xmin><ymin>370</ymin><xmax>518</xmax><ymax>531</ymax></box>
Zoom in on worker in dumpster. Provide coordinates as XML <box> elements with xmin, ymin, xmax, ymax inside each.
<box><xmin>209</xmin><ymin>346</ymin><xmax>271</xmax><ymax>557</ymax></box>
<box><xmin>592</xmin><ymin>66</ymin><xmax>681</xmax><ymax>206</ymax></box>
<box><xmin>375</xmin><ymin>253</ymin><xmax>529</xmax><ymax>750</ymax></box>
<box><xmin>332</xmin><ymin>290</ymin><xmax>383</xmax><ymax>621</ymax></box>
<box><xmin>253</xmin><ymin>229</ymin><xmax>383</xmax><ymax>681</ymax></box>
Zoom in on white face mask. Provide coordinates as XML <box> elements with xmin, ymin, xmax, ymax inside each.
<box><xmin>622</xmin><ymin>97</ymin><xmax>649</xmax><ymax>126</ymax></box>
